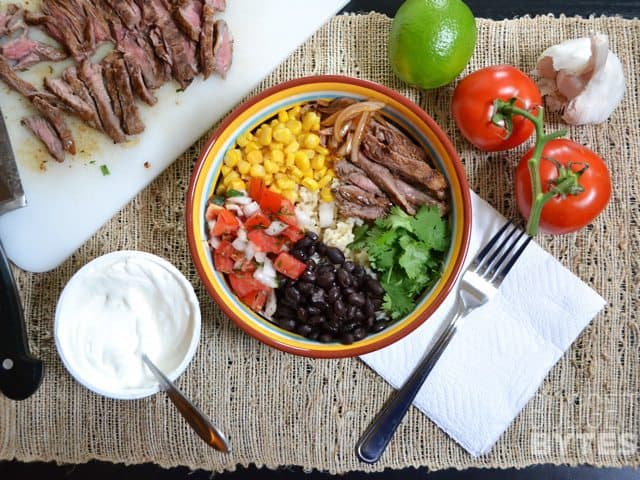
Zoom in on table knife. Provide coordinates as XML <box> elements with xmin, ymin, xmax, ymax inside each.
<box><xmin>0</xmin><ymin>108</ymin><xmax>43</xmax><ymax>400</ymax></box>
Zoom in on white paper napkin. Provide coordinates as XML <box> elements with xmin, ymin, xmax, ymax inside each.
<box><xmin>360</xmin><ymin>191</ymin><xmax>606</xmax><ymax>457</ymax></box>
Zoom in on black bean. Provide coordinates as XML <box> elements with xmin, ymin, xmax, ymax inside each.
<box><xmin>316</xmin><ymin>243</ymin><xmax>327</xmax><ymax>255</ymax></box>
<box><xmin>300</xmin><ymin>269</ymin><xmax>317</xmax><ymax>283</ymax></box>
<box><xmin>347</xmin><ymin>292</ymin><xmax>366</xmax><ymax>307</ymax></box>
<box><xmin>318</xmin><ymin>333</ymin><xmax>334</xmax><ymax>343</ymax></box>
<box><xmin>324</xmin><ymin>321</ymin><xmax>340</xmax><ymax>334</ymax></box>
<box><xmin>316</xmin><ymin>271</ymin><xmax>335</xmax><ymax>287</ymax></box>
<box><xmin>306</xmin><ymin>244</ymin><xmax>316</xmax><ymax>256</ymax></box>
<box><xmin>310</xmin><ymin>288</ymin><xmax>326</xmax><ymax>304</ymax></box>
<box><xmin>307</xmin><ymin>306</ymin><xmax>321</xmax><ymax>316</ymax></box>
<box><xmin>372</xmin><ymin>297</ymin><xmax>383</xmax><ymax>309</ymax></box>
<box><xmin>336</xmin><ymin>269</ymin><xmax>351</xmax><ymax>287</ymax></box>
<box><xmin>353</xmin><ymin>327</ymin><xmax>367</xmax><ymax>341</ymax></box>
<box><xmin>277</xmin><ymin>317</ymin><xmax>296</xmax><ymax>331</ymax></box>
<box><xmin>308</xmin><ymin>315</ymin><xmax>325</xmax><ymax>326</ymax></box>
<box><xmin>346</xmin><ymin>304</ymin><xmax>358</xmax><ymax>321</ymax></box>
<box><xmin>285</xmin><ymin>286</ymin><xmax>301</xmax><ymax>305</ymax></box>
<box><xmin>326</xmin><ymin>287</ymin><xmax>340</xmax><ymax>303</ymax></box>
<box><xmin>370</xmin><ymin>321</ymin><xmax>387</xmax><ymax>333</ymax></box>
<box><xmin>363</xmin><ymin>298</ymin><xmax>375</xmax><ymax>316</ymax></box>
<box><xmin>291</xmin><ymin>249</ymin><xmax>308</xmax><ymax>261</ymax></box>
<box><xmin>317</xmin><ymin>264</ymin><xmax>335</xmax><ymax>276</ymax></box>
<box><xmin>365</xmin><ymin>315</ymin><xmax>376</xmax><ymax>327</ymax></box>
<box><xmin>306</xmin><ymin>231</ymin><xmax>319</xmax><ymax>242</ymax></box>
<box><xmin>296</xmin><ymin>324</ymin><xmax>313</xmax><ymax>336</ymax></box>
<box><xmin>340</xmin><ymin>333</ymin><xmax>355</xmax><ymax>345</ymax></box>
<box><xmin>307</xmin><ymin>329</ymin><xmax>320</xmax><ymax>341</ymax></box>
<box><xmin>276</xmin><ymin>305</ymin><xmax>295</xmax><ymax>317</ymax></box>
<box><xmin>342</xmin><ymin>261</ymin><xmax>355</xmax><ymax>272</ymax></box>
<box><xmin>352</xmin><ymin>265</ymin><xmax>365</xmax><ymax>278</ymax></box>
<box><xmin>296</xmin><ymin>236</ymin><xmax>312</xmax><ymax>249</ymax></box>
<box><xmin>343</xmin><ymin>287</ymin><xmax>356</xmax><ymax>297</ymax></box>
<box><xmin>353</xmin><ymin>309</ymin><xmax>365</xmax><ymax>322</ymax></box>
<box><xmin>366</xmin><ymin>277</ymin><xmax>385</xmax><ymax>296</ymax></box>
<box><xmin>306</xmin><ymin>259</ymin><xmax>317</xmax><ymax>271</ymax></box>
<box><xmin>296</xmin><ymin>307</ymin><xmax>308</xmax><ymax>321</ymax></box>
<box><xmin>326</xmin><ymin>246</ymin><xmax>345</xmax><ymax>265</ymax></box>
<box><xmin>333</xmin><ymin>300</ymin><xmax>346</xmax><ymax>317</ymax></box>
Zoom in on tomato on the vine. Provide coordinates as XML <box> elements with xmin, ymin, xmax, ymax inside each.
<box><xmin>515</xmin><ymin>139</ymin><xmax>611</xmax><ymax>235</ymax></box>
<box><xmin>451</xmin><ymin>65</ymin><xmax>542</xmax><ymax>151</ymax></box>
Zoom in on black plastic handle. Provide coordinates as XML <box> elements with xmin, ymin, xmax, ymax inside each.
<box><xmin>0</xmin><ymin>240</ymin><xmax>43</xmax><ymax>400</ymax></box>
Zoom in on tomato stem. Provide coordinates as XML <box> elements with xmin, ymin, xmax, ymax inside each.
<box><xmin>494</xmin><ymin>100</ymin><xmax>569</xmax><ymax>235</ymax></box>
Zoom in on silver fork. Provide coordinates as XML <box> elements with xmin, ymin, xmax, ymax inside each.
<box><xmin>355</xmin><ymin>220</ymin><xmax>532</xmax><ymax>463</ymax></box>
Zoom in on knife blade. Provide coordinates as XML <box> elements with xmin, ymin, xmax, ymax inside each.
<box><xmin>0</xmin><ymin>107</ymin><xmax>43</xmax><ymax>401</ymax></box>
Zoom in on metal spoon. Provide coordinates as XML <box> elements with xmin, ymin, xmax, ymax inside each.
<box><xmin>141</xmin><ymin>354</ymin><xmax>231</xmax><ymax>453</ymax></box>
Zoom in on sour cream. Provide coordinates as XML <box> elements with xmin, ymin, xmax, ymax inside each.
<box><xmin>55</xmin><ymin>251</ymin><xmax>201</xmax><ymax>399</ymax></box>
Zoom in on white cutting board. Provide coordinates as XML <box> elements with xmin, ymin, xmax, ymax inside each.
<box><xmin>0</xmin><ymin>0</ymin><xmax>348</xmax><ymax>272</ymax></box>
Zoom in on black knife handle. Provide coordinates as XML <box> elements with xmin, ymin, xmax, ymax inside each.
<box><xmin>0</xmin><ymin>240</ymin><xmax>43</xmax><ymax>400</ymax></box>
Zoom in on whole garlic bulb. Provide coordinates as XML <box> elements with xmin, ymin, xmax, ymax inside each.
<box><xmin>535</xmin><ymin>34</ymin><xmax>625</xmax><ymax>125</ymax></box>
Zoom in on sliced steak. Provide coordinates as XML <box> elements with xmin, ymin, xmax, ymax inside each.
<box><xmin>21</xmin><ymin>116</ymin><xmax>65</xmax><ymax>162</ymax></box>
<box><xmin>333</xmin><ymin>184</ymin><xmax>390</xmax><ymax>209</ymax></box>
<box><xmin>104</xmin><ymin>0</ymin><xmax>141</xmax><ymax>30</ymax></box>
<box><xmin>113</xmin><ymin>25</ymin><xmax>164</xmax><ymax>89</ymax></box>
<box><xmin>395</xmin><ymin>177</ymin><xmax>449</xmax><ymax>215</ymax></box>
<box><xmin>78</xmin><ymin>60</ymin><xmax>126</xmax><ymax>143</ymax></box>
<box><xmin>2</xmin><ymin>36</ymin><xmax>67</xmax><ymax>70</ymax></box>
<box><xmin>352</xmin><ymin>152</ymin><xmax>416</xmax><ymax>215</ymax></box>
<box><xmin>0</xmin><ymin>55</ymin><xmax>39</xmax><ymax>96</ymax></box>
<box><xmin>199</xmin><ymin>2</ymin><xmax>215</xmax><ymax>78</ymax></box>
<box><xmin>31</xmin><ymin>96</ymin><xmax>75</xmax><ymax>154</ymax></box>
<box><xmin>44</xmin><ymin>76</ymin><xmax>95</xmax><ymax>122</ymax></box>
<box><xmin>335</xmin><ymin>199</ymin><xmax>388</xmax><ymax>221</ymax></box>
<box><xmin>334</xmin><ymin>160</ymin><xmax>386</xmax><ymax>197</ymax></box>
<box><xmin>104</xmin><ymin>55</ymin><xmax>144</xmax><ymax>135</ymax></box>
<box><xmin>173</xmin><ymin>0</ymin><xmax>202</xmax><ymax>42</ymax></box>
<box><xmin>362</xmin><ymin>124</ymin><xmax>448</xmax><ymax>199</ymax></box>
<box><xmin>0</xmin><ymin>4</ymin><xmax>26</xmax><ymax>37</ymax></box>
<box><xmin>212</xmin><ymin>19</ymin><xmax>232</xmax><ymax>78</ymax></box>
<box><xmin>123</xmin><ymin>55</ymin><xmax>158</xmax><ymax>105</ymax></box>
<box><xmin>62</xmin><ymin>66</ymin><xmax>104</xmax><ymax>130</ymax></box>
<box><xmin>102</xmin><ymin>59</ymin><xmax>123</xmax><ymax>125</ymax></box>
<box><xmin>204</xmin><ymin>0</ymin><xmax>226</xmax><ymax>11</ymax></box>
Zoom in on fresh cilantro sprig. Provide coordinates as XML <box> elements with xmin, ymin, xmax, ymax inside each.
<box><xmin>349</xmin><ymin>205</ymin><xmax>450</xmax><ymax>320</ymax></box>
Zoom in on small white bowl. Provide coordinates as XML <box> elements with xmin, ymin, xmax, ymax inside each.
<box><xmin>54</xmin><ymin>251</ymin><xmax>201</xmax><ymax>400</ymax></box>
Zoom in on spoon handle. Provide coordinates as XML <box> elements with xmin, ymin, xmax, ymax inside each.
<box><xmin>142</xmin><ymin>354</ymin><xmax>231</xmax><ymax>453</ymax></box>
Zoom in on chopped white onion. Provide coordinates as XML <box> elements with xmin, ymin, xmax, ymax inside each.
<box><xmin>207</xmin><ymin>219</ymin><xmax>216</xmax><ymax>231</ymax></box>
<box><xmin>264</xmin><ymin>290</ymin><xmax>277</xmax><ymax>318</ymax></box>
<box><xmin>226</xmin><ymin>204</ymin><xmax>243</xmax><ymax>215</ymax></box>
<box><xmin>262</xmin><ymin>257</ymin><xmax>277</xmax><ymax>277</ymax></box>
<box><xmin>295</xmin><ymin>208</ymin><xmax>312</xmax><ymax>229</ymax></box>
<box><xmin>265</xmin><ymin>220</ymin><xmax>288</xmax><ymax>236</ymax></box>
<box><xmin>245</xmin><ymin>242</ymin><xmax>257</xmax><ymax>260</ymax></box>
<box><xmin>254</xmin><ymin>251</ymin><xmax>267</xmax><ymax>263</ymax></box>
<box><xmin>208</xmin><ymin>235</ymin><xmax>221</xmax><ymax>249</ymax></box>
<box><xmin>318</xmin><ymin>201</ymin><xmax>335</xmax><ymax>228</ymax></box>
<box><xmin>243</xmin><ymin>201</ymin><xmax>260</xmax><ymax>217</ymax></box>
<box><xmin>236</xmin><ymin>228</ymin><xmax>247</xmax><ymax>242</ymax></box>
<box><xmin>233</xmin><ymin>259</ymin><xmax>244</xmax><ymax>270</ymax></box>
<box><xmin>253</xmin><ymin>262</ymin><xmax>278</xmax><ymax>289</ymax></box>
<box><xmin>226</xmin><ymin>195</ymin><xmax>252</xmax><ymax>205</ymax></box>
<box><xmin>231</xmin><ymin>237</ymin><xmax>247</xmax><ymax>252</ymax></box>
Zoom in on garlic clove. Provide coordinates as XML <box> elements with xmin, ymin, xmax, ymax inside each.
<box><xmin>535</xmin><ymin>34</ymin><xmax>625</xmax><ymax>125</ymax></box>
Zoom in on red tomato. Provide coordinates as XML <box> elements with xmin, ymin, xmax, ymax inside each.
<box><xmin>276</xmin><ymin>198</ymin><xmax>297</xmax><ymax>226</ymax></box>
<box><xmin>515</xmin><ymin>139</ymin><xmax>611</xmax><ymax>234</ymax></box>
<box><xmin>259</xmin><ymin>189</ymin><xmax>283</xmax><ymax>214</ymax></box>
<box><xmin>211</xmin><ymin>209</ymin><xmax>239</xmax><ymax>237</ymax></box>
<box><xmin>281</xmin><ymin>225</ymin><xmax>304</xmax><ymax>243</ymax></box>
<box><xmin>205</xmin><ymin>203</ymin><xmax>222</xmax><ymax>221</ymax></box>
<box><xmin>451</xmin><ymin>65</ymin><xmax>541</xmax><ymax>152</ymax></box>
<box><xmin>233</xmin><ymin>257</ymin><xmax>257</xmax><ymax>274</ymax></box>
<box><xmin>248</xmin><ymin>178</ymin><xmax>266</xmax><ymax>203</ymax></box>
<box><xmin>273</xmin><ymin>252</ymin><xmax>307</xmax><ymax>279</ymax></box>
<box><xmin>242</xmin><ymin>289</ymin><xmax>270</xmax><ymax>311</ymax></box>
<box><xmin>247</xmin><ymin>229</ymin><xmax>283</xmax><ymax>253</ymax></box>
<box><xmin>244</xmin><ymin>211</ymin><xmax>271</xmax><ymax>230</ymax></box>
<box><xmin>228</xmin><ymin>273</ymin><xmax>269</xmax><ymax>297</ymax></box>
<box><xmin>213</xmin><ymin>251</ymin><xmax>234</xmax><ymax>273</ymax></box>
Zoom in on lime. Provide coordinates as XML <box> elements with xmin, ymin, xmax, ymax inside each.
<box><xmin>388</xmin><ymin>0</ymin><xmax>477</xmax><ymax>89</ymax></box>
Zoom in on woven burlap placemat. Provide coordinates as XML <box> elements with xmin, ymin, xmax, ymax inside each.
<box><xmin>1</xmin><ymin>13</ymin><xmax>638</xmax><ymax>474</ymax></box>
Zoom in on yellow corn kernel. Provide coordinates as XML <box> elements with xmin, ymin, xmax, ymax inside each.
<box><xmin>294</xmin><ymin>151</ymin><xmax>311</xmax><ymax>171</ymax></box>
<box><xmin>301</xmin><ymin>177</ymin><xmax>319</xmax><ymax>191</ymax></box>
<box><xmin>276</xmin><ymin>177</ymin><xmax>295</xmax><ymax>190</ymax></box>
<box><xmin>320</xmin><ymin>186</ymin><xmax>333</xmax><ymax>202</ymax></box>
<box><xmin>277</xmin><ymin>110</ymin><xmax>289</xmax><ymax>123</ymax></box>
<box><xmin>237</xmin><ymin>159</ymin><xmax>251</xmax><ymax>175</ymax></box>
<box><xmin>221</xmin><ymin>165</ymin><xmax>232</xmax><ymax>176</ymax></box>
<box><xmin>264</xmin><ymin>173</ymin><xmax>273</xmax><ymax>185</ymax></box>
<box><xmin>299</xmin><ymin>148</ymin><xmax>315</xmax><ymax>159</ymax></box>
<box><xmin>256</xmin><ymin>125</ymin><xmax>273</xmax><ymax>146</ymax></box>
<box><xmin>246</xmin><ymin>150</ymin><xmax>263</xmax><ymax>164</ymax></box>
<box><xmin>270</xmin><ymin>119</ymin><xmax>279</xmax><ymax>128</ymax></box>
<box><xmin>285</xmin><ymin>153</ymin><xmax>296</xmax><ymax>167</ymax></box>
<box><xmin>216</xmin><ymin>184</ymin><xmax>226</xmax><ymax>195</ymax></box>
<box><xmin>302</xmin><ymin>133</ymin><xmax>320</xmax><ymax>149</ymax></box>
<box><xmin>270</xmin><ymin>149</ymin><xmax>285</xmax><ymax>164</ymax></box>
<box><xmin>281</xmin><ymin>189</ymin><xmax>298</xmax><ymax>203</ymax></box>
<box><xmin>318</xmin><ymin>174</ymin><xmax>333</xmax><ymax>189</ymax></box>
<box><xmin>249</xmin><ymin>164</ymin><xmax>266</xmax><ymax>178</ymax></box>
<box><xmin>229</xmin><ymin>179</ymin><xmax>246</xmax><ymax>191</ymax></box>
<box><xmin>269</xmin><ymin>185</ymin><xmax>282</xmax><ymax>194</ymax></box>
<box><xmin>315</xmin><ymin>146</ymin><xmax>329</xmax><ymax>156</ymax></box>
<box><xmin>284</xmin><ymin>140</ymin><xmax>300</xmax><ymax>154</ymax></box>
<box><xmin>236</xmin><ymin>132</ymin><xmax>253</xmax><ymax>147</ymax></box>
<box><xmin>302</xmin><ymin>168</ymin><xmax>314</xmax><ymax>179</ymax></box>
<box><xmin>270</xmin><ymin>142</ymin><xmax>284</xmax><ymax>151</ymax></box>
<box><xmin>314</xmin><ymin>166</ymin><xmax>327</xmax><ymax>180</ymax></box>
<box><xmin>224</xmin><ymin>148</ymin><xmax>242</xmax><ymax>167</ymax></box>
<box><xmin>273</xmin><ymin>127</ymin><xmax>293</xmax><ymax>144</ymax></box>
<box><xmin>290</xmin><ymin>166</ymin><xmax>303</xmax><ymax>179</ymax></box>
<box><xmin>245</xmin><ymin>142</ymin><xmax>262</xmax><ymax>154</ymax></box>
<box><xmin>311</xmin><ymin>154</ymin><xmax>325</xmax><ymax>170</ymax></box>
<box><xmin>286</xmin><ymin>119</ymin><xmax>302</xmax><ymax>135</ymax></box>
<box><xmin>223</xmin><ymin>170</ymin><xmax>239</xmax><ymax>185</ymax></box>
<box><xmin>302</xmin><ymin>111</ymin><xmax>320</xmax><ymax>132</ymax></box>
<box><xmin>288</xmin><ymin>105</ymin><xmax>301</xmax><ymax>119</ymax></box>
<box><xmin>264</xmin><ymin>159</ymin><xmax>278</xmax><ymax>174</ymax></box>
<box><xmin>325</xmin><ymin>168</ymin><xmax>335</xmax><ymax>178</ymax></box>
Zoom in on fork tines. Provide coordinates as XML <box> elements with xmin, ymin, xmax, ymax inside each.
<box><xmin>472</xmin><ymin>220</ymin><xmax>532</xmax><ymax>284</ymax></box>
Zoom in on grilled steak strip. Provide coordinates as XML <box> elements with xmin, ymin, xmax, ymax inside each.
<box><xmin>352</xmin><ymin>152</ymin><xmax>416</xmax><ymax>215</ymax></box>
<box><xmin>212</xmin><ymin>19</ymin><xmax>232</xmax><ymax>78</ymax></box>
<box><xmin>102</xmin><ymin>60</ymin><xmax>123</xmax><ymax>124</ymax></box>
<box><xmin>44</xmin><ymin>76</ymin><xmax>95</xmax><ymax>122</ymax></box>
<box><xmin>103</xmin><ymin>0</ymin><xmax>141</xmax><ymax>30</ymax></box>
<box><xmin>394</xmin><ymin>177</ymin><xmax>448</xmax><ymax>215</ymax></box>
<box><xmin>336</xmin><ymin>199</ymin><xmax>388</xmax><ymax>221</ymax></box>
<box><xmin>362</xmin><ymin>124</ymin><xmax>448</xmax><ymax>199</ymax></box>
<box><xmin>199</xmin><ymin>2</ymin><xmax>215</xmax><ymax>78</ymax></box>
<box><xmin>107</xmin><ymin>55</ymin><xmax>144</xmax><ymax>135</ymax></box>
<box><xmin>124</xmin><ymin>55</ymin><xmax>158</xmax><ymax>106</ymax></box>
<box><xmin>78</xmin><ymin>60</ymin><xmax>126</xmax><ymax>143</ymax></box>
<box><xmin>335</xmin><ymin>160</ymin><xmax>386</xmax><ymax>197</ymax></box>
<box><xmin>2</xmin><ymin>36</ymin><xmax>67</xmax><ymax>70</ymax></box>
<box><xmin>0</xmin><ymin>54</ymin><xmax>39</xmax><ymax>96</ymax></box>
<box><xmin>333</xmin><ymin>184</ymin><xmax>391</xmax><ymax>209</ymax></box>
<box><xmin>21</xmin><ymin>116</ymin><xmax>65</xmax><ymax>162</ymax></box>
<box><xmin>31</xmin><ymin>96</ymin><xmax>75</xmax><ymax>154</ymax></box>
<box><xmin>62</xmin><ymin>66</ymin><xmax>104</xmax><ymax>131</ymax></box>
<box><xmin>173</xmin><ymin>0</ymin><xmax>202</xmax><ymax>42</ymax></box>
